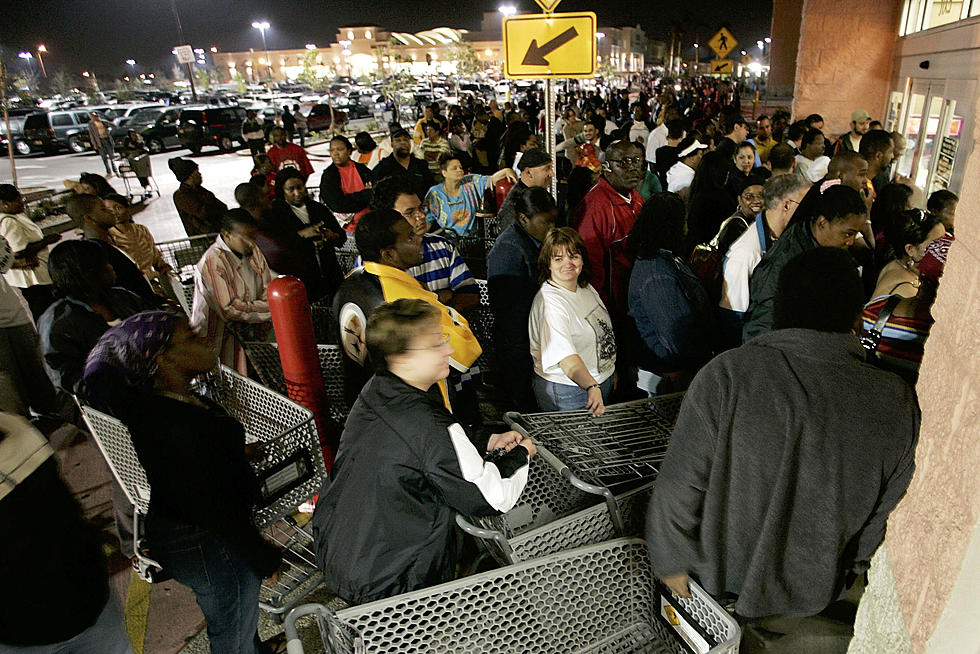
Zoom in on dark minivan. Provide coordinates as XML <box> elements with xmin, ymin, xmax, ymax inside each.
<box><xmin>177</xmin><ymin>106</ymin><xmax>247</xmax><ymax>154</ymax></box>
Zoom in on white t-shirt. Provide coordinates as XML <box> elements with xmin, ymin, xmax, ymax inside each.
<box><xmin>666</xmin><ymin>162</ymin><xmax>695</xmax><ymax>193</ymax></box>
<box><xmin>645</xmin><ymin>123</ymin><xmax>668</xmax><ymax>164</ymax></box>
<box><xmin>720</xmin><ymin>218</ymin><xmax>766</xmax><ymax>313</ymax></box>
<box><xmin>0</xmin><ymin>213</ymin><xmax>50</xmax><ymax>288</ymax></box>
<box><xmin>529</xmin><ymin>281</ymin><xmax>616</xmax><ymax>386</ymax></box>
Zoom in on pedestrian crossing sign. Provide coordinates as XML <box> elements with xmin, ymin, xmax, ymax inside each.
<box><xmin>708</xmin><ymin>28</ymin><xmax>737</xmax><ymax>58</ymax></box>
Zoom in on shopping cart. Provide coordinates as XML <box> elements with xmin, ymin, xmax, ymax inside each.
<box><xmin>455</xmin><ymin>451</ymin><xmax>652</xmax><ymax>564</ymax></box>
<box><xmin>283</xmin><ymin>538</ymin><xmax>740</xmax><ymax>654</ymax></box>
<box><xmin>242</xmin><ymin>341</ymin><xmax>351</xmax><ymax>424</ymax></box>
<box><xmin>77</xmin><ymin>365</ymin><xmax>328</xmax><ymax>619</ymax></box>
<box><xmin>504</xmin><ymin>394</ymin><xmax>685</xmax><ymax>495</ymax></box>
<box><xmin>335</xmin><ymin>233</ymin><xmax>359</xmax><ymax>275</ymax></box>
<box><xmin>118</xmin><ymin>152</ymin><xmax>159</xmax><ymax>203</ymax></box>
<box><xmin>154</xmin><ymin>234</ymin><xmax>217</xmax><ymax>316</ymax></box>
<box><xmin>468</xmin><ymin>279</ymin><xmax>494</xmax><ymax>375</ymax></box>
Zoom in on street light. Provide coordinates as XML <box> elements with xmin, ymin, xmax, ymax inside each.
<box><xmin>757</xmin><ymin>40</ymin><xmax>764</xmax><ymax>51</ymax></box>
<box><xmin>251</xmin><ymin>20</ymin><xmax>272</xmax><ymax>78</ymax></box>
<box><xmin>498</xmin><ymin>4</ymin><xmax>517</xmax><ymax>16</ymax></box>
<box><xmin>36</xmin><ymin>45</ymin><xmax>48</xmax><ymax>77</ymax></box>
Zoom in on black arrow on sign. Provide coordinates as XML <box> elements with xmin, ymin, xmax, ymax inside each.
<box><xmin>522</xmin><ymin>27</ymin><xmax>579</xmax><ymax>66</ymax></box>
<box><xmin>714</xmin><ymin>62</ymin><xmax>730</xmax><ymax>72</ymax></box>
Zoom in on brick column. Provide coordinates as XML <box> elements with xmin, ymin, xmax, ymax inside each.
<box><xmin>785</xmin><ymin>0</ymin><xmax>904</xmax><ymax>135</ymax></box>
<box><xmin>768</xmin><ymin>0</ymin><xmax>804</xmax><ymax>97</ymax></box>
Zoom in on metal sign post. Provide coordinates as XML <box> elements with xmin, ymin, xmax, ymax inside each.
<box><xmin>546</xmin><ymin>78</ymin><xmax>556</xmax><ymax>199</ymax></box>
<box><xmin>505</xmin><ymin>0</ymin><xmax>592</xmax><ymax>201</ymax></box>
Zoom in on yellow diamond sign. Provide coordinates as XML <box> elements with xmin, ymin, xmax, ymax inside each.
<box><xmin>535</xmin><ymin>0</ymin><xmax>563</xmax><ymax>12</ymax></box>
<box><xmin>708</xmin><ymin>27</ymin><xmax>737</xmax><ymax>58</ymax></box>
<box><xmin>503</xmin><ymin>12</ymin><xmax>596</xmax><ymax>79</ymax></box>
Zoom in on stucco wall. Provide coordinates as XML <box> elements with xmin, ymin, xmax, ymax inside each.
<box><xmin>768</xmin><ymin>0</ymin><xmax>804</xmax><ymax>97</ymax></box>
<box><xmin>849</xmin><ymin>91</ymin><xmax>980</xmax><ymax>653</ymax></box>
<box><xmin>792</xmin><ymin>0</ymin><xmax>904</xmax><ymax>136</ymax></box>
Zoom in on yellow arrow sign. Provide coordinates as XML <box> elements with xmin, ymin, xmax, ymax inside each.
<box><xmin>708</xmin><ymin>27</ymin><xmax>737</xmax><ymax>58</ymax></box>
<box><xmin>711</xmin><ymin>59</ymin><xmax>733</xmax><ymax>74</ymax></box>
<box><xmin>503</xmin><ymin>12</ymin><xmax>596</xmax><ymax>79</ymax></box>
<box><xmin>535</xmin><ymin>0</ymin><xmax>562</xmax><ymax>12</ymax></box>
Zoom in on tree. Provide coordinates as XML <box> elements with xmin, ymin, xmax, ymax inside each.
<box><xmin>296</xmin><ymin>48</ymin><xmax>326</xmax><ymax>90</ymax></box>
<box><xmin>447</xmin><ymin>42</ymin><xmax>481</xmax><ymax>78</ymax></box>
<box><xmin>49</xmin><ymin>69</ymin><xmax>76</xmax><ymax>98</ymax></box>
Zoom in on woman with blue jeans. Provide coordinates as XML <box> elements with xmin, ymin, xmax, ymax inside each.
<box><xmin>529</xmin><ymin>227</ymin><xmax>616</xmax><ymax>416</ymax></box>
<box><xmin>81</xmin><ymin>312</ymin><xmax>282</xmax><ymax>654</ymax></box>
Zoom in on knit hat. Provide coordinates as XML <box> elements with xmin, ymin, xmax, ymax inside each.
<box><xmin>517</xmin><ymin>148</ymin><xmax>551</xmax><ymax>171</ymax></box>
<box><xmin>168</xmin><ymin>157</ymin><xmax>198</xmax><ymax>182</ymax></box>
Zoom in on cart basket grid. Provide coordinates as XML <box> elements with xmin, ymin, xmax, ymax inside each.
<box><xmin>284</xmin><ymin>538</ymin><xmax>739</xmax><ymax>654</ymax></box>
<box><xmin>242</xmin><ymin>341</ymin><xmax>351</xmax><ymax>424</ymax></box>
<box><xmin>504</xmin><ymin>394</ymin><xmax>686</xmax><ymax>491</ymax></box>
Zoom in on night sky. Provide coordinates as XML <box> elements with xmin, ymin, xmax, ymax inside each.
<box><xmin>1</xmin><ymin>0</ymin><xmax>772</xmax><ymax>78</ymax></box>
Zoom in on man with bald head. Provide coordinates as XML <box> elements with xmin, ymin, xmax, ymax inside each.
<box><xmin>572</xmin><ymin>140</ymin><xmax>645</xmax><ymax>316</ymax></box>
<box><xmin>791</xmin><ymin>151</ymin><xmax>870</xmax><ymax>232</ymax></box>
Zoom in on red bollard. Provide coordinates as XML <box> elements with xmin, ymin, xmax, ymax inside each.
<box><xmin>268</xmin><ymin>275</ymin><xmax>336</xmax><ymax>470</ymax></box>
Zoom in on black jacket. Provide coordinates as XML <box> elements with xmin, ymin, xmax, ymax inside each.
<box><xmin>742</xmin><ymin>219</ymin><xmax>820</xmax><ymax>341</ymax></box>
<box><xmin>0</xmin><ymin>457</ymin><xmax>108</xmax><ymax>646</ymax></box>
<box><xmin>318</xmin><ymin>162</ymin><xmax>373</xmax><ymax>215</ymax></box>
<box><xmin>127</xmin><ymin>394</ymin><xmax>281</xmax><ymax>578</ymax></box>
<box><xmin>37</xmin><ymin>289</ymin><xmax>153</xmax><ymax>394</ymax></box>
<box><xmin>312</xmin><ymin>372</ymin><xmax>529</xmax><ymax>604</ymax></box>
<box><xmin>94</xmin><ymin>239</ymin><xmax>160</xmax><ymax>305</ymax></box>
<box><xmin>262</xmin><ymin>200</ymin><xmax>345</xmax><ymax>302</ymax></box>
<box><xmin>373</xmin><ymin>154</ymin><xmax>435</xmax><ymax>202</ymax></box>
<box><xmin>486</xmin><ymin>222</ymin><xmax>540</xmax><ymax>411</ymax></box>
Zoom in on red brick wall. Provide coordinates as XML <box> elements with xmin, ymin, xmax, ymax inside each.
<box><xmin>791</xmin><ymin>0</ymin><xmax>904</xmax><ymax>136</ymax></box>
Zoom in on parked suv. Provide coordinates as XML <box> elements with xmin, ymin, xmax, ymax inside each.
<box><xmin>0</xmin><ymin>111</ymin><xmax>34</xmax><ymax>155</ymax></box>
<box><xmin>22</xmin><ymin>108</ymin><xmax>106</xmax><ymax>154</ymax></box>
<box><xmin>177</xmin><ymin>106</ymin><xmax>247</xmax><ymax>154</ymax></box>
<box><xmin>111</xmin><ymin>107</ymin><xmax>182</xmax><ymax>153</ymax></box>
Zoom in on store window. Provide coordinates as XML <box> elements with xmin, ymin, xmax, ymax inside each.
<box><xmin>900</xmin><ymin>0</ymin><xmax>977</xmax><ymax>35</ymax></box>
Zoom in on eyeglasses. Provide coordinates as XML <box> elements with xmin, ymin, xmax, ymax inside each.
<box><xmin>400</xmin><ymin>207</ymin><xmax>425</xmax><ymax>220</ymax></box>
<box><xmin>607</xmin><ymin>156</ymin><xmax>644</xmax><ymax>168</ymax></box>
<box><xmin>406</xmin><ymin>332</ymin><xmax>451</xmax><ymax>351</ymax></box>
<box><xmin>741</xmin><ymin>193</ymin><xmax>765</xmax><ymax>202</ymax></box>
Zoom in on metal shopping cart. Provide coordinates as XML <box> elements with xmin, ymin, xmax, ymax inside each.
<box><xmin>283</xmin><ymin>538</ymin><xmax>740</xmax><ymax>654</ymax></box>
<box><xmin>242</xmin><ymin>341</ymin><xmax>351</xmax><ymax>424</ymax></box>
<box><xmin>118</xmin><ymin>152</ymin><xmax>159</xmax><ymax>203</ymax></box>
<box><xmin>78</xmin><ymin>365</ymin><xmax>328</xmax><ymax>619</ymax></box>
<box><xmin>154</xmin><ymin>234</ymin><xmax>217</xmax><ymax>316</ymax></box>
<box><xmin>335</xmin><ymin>233</ymin><xmax>359</xmax><ymax>276</ymax></box>
<box><xmin>468</xmin><ymin>279</ymin><xmax>494</xmax><ymax>375</ymax></box>
<box><xmin>455</xmin><ymin>453</ymin><xmax>652</xmax><ymax>565</ymax></box>
<box><xmin>501</xmin><ymin>394</ymin><xmax>685</xmax><ymax>524</ymax></box>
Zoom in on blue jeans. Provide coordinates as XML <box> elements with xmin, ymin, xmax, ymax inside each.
<box><xmin>149</xmin><ymin>516</ymin><xmax>262</xmax><ymax>654</ymax></box>
<box><xmin>532</xmin><ymin>375</ymin><xmax>614</xmax><ymax>412</ymax></box>
<box><xmin>0</xmin><ymin>596</ymin><xmax>133</xmax><ymax>654</ymax></box>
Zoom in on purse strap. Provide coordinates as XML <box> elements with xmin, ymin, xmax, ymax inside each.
<box><xmin>860</xmin><ymin>294</ymin><xmax>903</xmax><ymax>359</ymax></box>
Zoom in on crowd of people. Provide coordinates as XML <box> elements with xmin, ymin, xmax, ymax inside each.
<box><xmin>0</xmin><ymin>73</ymin><xmax>957</xmax><ymax>653</ymax></box>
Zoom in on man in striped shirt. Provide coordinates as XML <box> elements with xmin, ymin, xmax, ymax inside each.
<box><xmin>371</xmin><ymin>176</ymin><xmax>478</xmax><ymax>313</ymax></box>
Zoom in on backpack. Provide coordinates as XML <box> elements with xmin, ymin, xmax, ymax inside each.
<box><xmin>688</xmin><ymin>214</ymin><xmax>749</xmax><ymax>304</ymax></box>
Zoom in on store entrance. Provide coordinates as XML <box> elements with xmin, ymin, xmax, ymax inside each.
<box><xmin>887</xmin><ymin>79</ymin><xmax>963</xmax><ymax>194</ymax></box>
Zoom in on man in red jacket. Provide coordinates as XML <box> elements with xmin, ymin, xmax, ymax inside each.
<box><xmin>267</xmin><ymin>126</ymin><xmax>314</xmax><ymax>182</ymax></box>
<box><xmin>572</xmin><ymin>140</ymin><xmax>645</xmax><ymax>317</ymax></box>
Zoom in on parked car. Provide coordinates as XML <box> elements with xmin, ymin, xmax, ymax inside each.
<box><xmin>22</xmin><ymin>108</ymin><xmax>110</xmax><ymax>154</ymax></box>
<box><xmin>109</xmin><ymin>103</ymin><xmax>164</xmax><ymax>127</ymax></box>
<box><xmin>176</xmin><ymin>105</ymin><xmax>247</xmax><ymax>154</ymax></box>
<box><xmin>111</xmin><ymin>107</ymin><xmax>182</xmax><ymax>153</ymax></box>
<box><xmin>0</xmin><ymin>111</ymin><xmax>34</xmax><ymax>156</ymax></box>
<box><xmin>305</xmin><ymin>104</ymin><xmax>349</xmax><ymax>132</ymax></box>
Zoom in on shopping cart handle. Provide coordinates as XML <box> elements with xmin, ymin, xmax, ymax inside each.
<box><xmin>502</xmin><ymin>412</ymin><xmax>533</xmax><ymax>438</ymax></box>
<box><xmin>285</xmin><ymin>603</ymin><xmax>333</xmax><ymax>654</ymax></box>
<box><xmin>455</xmin><ymin>514</ymin><xmax>515</xmax><ymax>560</ymax></box>
<box><xmin>534</xmin><ymin>443</ymin><xmax>570</xmax><ymax>476</ymax></box>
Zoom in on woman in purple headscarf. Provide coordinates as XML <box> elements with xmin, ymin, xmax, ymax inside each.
<box><xmin>80</xmin><ymin>311</ymin><xmax>282</xmax><ymax>654</ymax></box>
